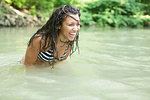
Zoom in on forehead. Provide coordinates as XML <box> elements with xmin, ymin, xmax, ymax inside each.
<box><xmin>64</xmin><ymin>14</ymin><xmax>80</xmax><ymax>23</ymax></box>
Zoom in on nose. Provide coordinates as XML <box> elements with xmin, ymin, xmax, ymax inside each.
<box><xmin>72</xmin><ymin>25</ymin><xmax>80</xmax><ymax>32</ymax></box>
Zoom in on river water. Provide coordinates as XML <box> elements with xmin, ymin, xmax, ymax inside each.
<box><xmin>0</xmin><ymin>27</ymin><xmax>150</xmax><ymax>100</ymax></box>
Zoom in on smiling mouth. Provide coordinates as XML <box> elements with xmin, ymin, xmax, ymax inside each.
<box><xmin>69</xmin><ymin>33</ymin><xmax>76</xmax><ymax>38</ymax></box>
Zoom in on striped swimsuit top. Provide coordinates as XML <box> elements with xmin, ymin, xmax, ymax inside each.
<box><xmin>38</xmin><ymin>45</ymin><xmax>69</xmax><ymax>62</ymax></box>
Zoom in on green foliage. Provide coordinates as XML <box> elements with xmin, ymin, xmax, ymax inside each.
<box><xmin>3</xmin><ymin>0</ymin><xmax>82</xmax><ymax>17</ymax></box>
<box><xmin>0</xmin><ymin>6</ymin><xmax>7</xmax><ymax>14</ymax></box>
<box><xmin>5</xmin><ymin>0</ymin><xmax>26</xmax><ymax>9</ymax></box>
<box><xmin>13</xmin><ymin>0</ymin><xmax>26</xmax><ymax>9</ymax></box>
<box><xmin>53</xmin><ymin>0</ymin><xmax>81</xmax><ymax>8</ymax></box>
<box><xmin>25</xmin><ymin>0</ymin><xmax>54</xmax><ymax>11</ymax></box>
<box><xmin>5</xmin><ymin>0</ymin><xmax>12</xmax><ymax>4</ymax></box>
<box><xmin>80</xmin><ymin>10</ymin><xmax>95</xmax><ymax>26</ymax></box>
<box><xmin>4</xmin><ymin>0</ymin><xmax>55</xmax><ymax>16</ymax></box>
<box><xmin>81</xmin><ymin>0</ymin><xmax>150</xmax><ymax>28</ymax></box>
<box><xmin>3</xmin><ymin>0</ymin><xmax>150</xmax><ymax>28</ymax></box>
<box><xmin>136</xmin><ymin>0</ymin><xmax>150</xmax><ymax>14</ymax></box>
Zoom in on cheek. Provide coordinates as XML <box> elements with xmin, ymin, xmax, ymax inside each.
<box><xmin>64</xmin><ymin>26</ymin><xmax>72</xmax><ymax>32</ymax></box>
<box><xmin>61</xmin><ymin>26</ymin><xmax>71</xmax><ymax>36</ymax></box>
<box><xmin>78</xmin><ymin>26</ymin><xmax>80</xmax><ymax>30</ymax></box>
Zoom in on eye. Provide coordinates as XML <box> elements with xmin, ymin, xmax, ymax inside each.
<box><xmin>68</xmin><ymin>23</ymin><xmax>74</xmax><ymax>26</ymax></box>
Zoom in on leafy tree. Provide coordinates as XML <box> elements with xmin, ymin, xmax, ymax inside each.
<box><xmin>81</xmin><ymin>0</ymin><xmax>149</xmax><ymax>28</ymax></box>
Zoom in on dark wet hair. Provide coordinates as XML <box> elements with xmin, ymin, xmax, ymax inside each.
<box><xmin>28</xmin><ymin>5</ymin><xmax>80</xmax><ymax>66</ymax></box>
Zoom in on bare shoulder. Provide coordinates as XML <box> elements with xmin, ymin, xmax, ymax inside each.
<box><xmin>30</xmin><ymin>35</ymin><xmax>42</xmax><ymax>46</ymax></box>
<box><xmin>29</xmin><ymin>35</ymin><xmax>46</xmax><ymax>49</ymax></box>
<box><xmin>30</xmin><ymin>34</ymin><xmax>52</xmax><ymax>51</ymax></box>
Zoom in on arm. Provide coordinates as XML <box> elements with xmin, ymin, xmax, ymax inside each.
<box><xmin>24</xmin><ymin>37</ymin><xmax>41</xmax><ymax>67</ymax></box>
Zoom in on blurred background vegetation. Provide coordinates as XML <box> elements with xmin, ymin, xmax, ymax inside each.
<box><xmin>0</xmin><ymin>0</ymin><xmax>150</xmax><ymax>28</ymax></box>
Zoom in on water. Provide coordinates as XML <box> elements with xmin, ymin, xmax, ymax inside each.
<box><xmin>0</xmin><ymin>27</ymin><xmax>150</xmax><ymax>100</ymax></box>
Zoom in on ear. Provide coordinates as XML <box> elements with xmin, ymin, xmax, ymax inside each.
<box><xmin>58</xmin><ymin>26</ymin><xmax>61</xmax><ymax>29</ymax></box>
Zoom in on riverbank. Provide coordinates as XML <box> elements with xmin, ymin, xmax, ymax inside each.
<box><xmin>0</xmin><ymin>5</ymin><xmax>44</xmax><ymax>27</ymax></box>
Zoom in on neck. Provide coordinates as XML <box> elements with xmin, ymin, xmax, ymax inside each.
<box><xmin>56</xmin><ymin>33</ymin><xmax>68</xmax><ymax>46</ymax></box>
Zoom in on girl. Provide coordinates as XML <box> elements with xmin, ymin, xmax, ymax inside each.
<box><xmin>21</xmin><ymin>5</ymin><xmax>81</xmax><ymax>68</ymax></box>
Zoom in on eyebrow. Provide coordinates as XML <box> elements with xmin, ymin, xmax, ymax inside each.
<box><xmin>68</xmin><ymin>15</ymin><xmax>80</xmax><ymax>23</ymax></box>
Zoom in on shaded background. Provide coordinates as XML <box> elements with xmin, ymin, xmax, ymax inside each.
<box><xmin>0</xmin><ymin>0</ymin><xmax>150</xmax><ymax>28</ymax></box>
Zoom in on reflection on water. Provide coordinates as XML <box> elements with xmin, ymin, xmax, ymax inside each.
<box><xmin>0</xmin><ymin>27</ymin><xmax>150</xmax><ymax>100</ymax></box>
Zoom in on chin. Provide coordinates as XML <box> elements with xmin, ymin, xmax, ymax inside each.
<box><xmin>69</xmin><ymin>39</ymin><xmax>74</xmax><ymax>41</ymax></box>
<box><xmin>68</xmin><ymin>38</ymin><xmax>75</xmax><ymax>41</ymax></box>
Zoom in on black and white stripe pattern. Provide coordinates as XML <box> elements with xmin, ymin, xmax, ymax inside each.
<box><xmin>38</xmin><ymin>45</ymin><xmax>69</xmax><ymax>62</ymax></box>
<box><xmin>57</xmin><ymin>46</ymin><xmax>68</xmax><ymax>61</ymax></box>
<box><xmin>38</xmin><ymin>49</ymin><xmax>54</xmax><ymax>62</ymax></box>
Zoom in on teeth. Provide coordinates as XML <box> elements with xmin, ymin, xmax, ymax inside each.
<box><xmin>69</xmin><ymin>33</ymin><xmax>76</xmax><ymax>38</ymax></box>
<box><xmin>70</xmin><ymin>33</ymin><xmax>76</xmax><ymax>35</ymax></box>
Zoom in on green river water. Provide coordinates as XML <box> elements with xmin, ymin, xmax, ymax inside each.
<box><xmin>0</xmin><ymin>27</ymin><xmax>150</xmax><ymax>100</ymax></box>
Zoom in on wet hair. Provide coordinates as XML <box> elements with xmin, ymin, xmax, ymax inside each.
<box><xmin>28</xmin><ymin>5</ymin><xmax>80</xmax><ymax>67</ymax></box>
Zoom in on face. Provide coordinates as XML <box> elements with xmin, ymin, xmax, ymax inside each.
<box><xmin>59</xmin><ymin>14</ymin><xmax>80</xmax><ymax>41</ymax></box>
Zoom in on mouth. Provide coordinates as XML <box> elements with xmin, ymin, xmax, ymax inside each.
<box><xmin>69</xmin><ymin>33</ymin><xmax>76</xmax><ymax>38</ymax></box>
